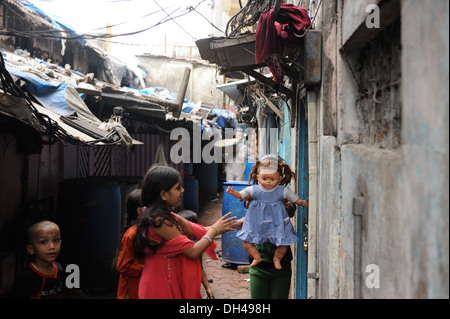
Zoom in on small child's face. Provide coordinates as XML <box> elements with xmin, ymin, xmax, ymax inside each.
<box><xmin>257</xmin><ymin>171</ymin><xmax>282</xmax><ymax>190</ymax></box>
<box><xmin>27</xmin><ymin>224</ymin><xmax>61</xmax><ymax>265</ymax></box>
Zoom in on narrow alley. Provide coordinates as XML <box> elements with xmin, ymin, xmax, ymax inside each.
<box><xmin>0</xmin><ymin>0</ymin><xmax>448</xmax><ymax>301</ymax></box>
<box><xmin>197</xmin><ymin>196</ymin><xmax>251</xmax><ymax>300</ymax></box>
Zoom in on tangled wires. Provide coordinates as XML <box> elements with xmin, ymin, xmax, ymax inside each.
<box><xmin>226</xmin><ymin>0</ymin><xmax>274</xmax><ymax>37</ymax></box>
<box><xmin>0</xmin><ymin>51</ymin><xmax>86</xmax><ymax>146</ymax></box>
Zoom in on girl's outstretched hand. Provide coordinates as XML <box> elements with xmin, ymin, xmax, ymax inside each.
<box><xmin>212</xmin><ymin>212</ymin><xmax>238</xmax><ymax>234</ymax></box>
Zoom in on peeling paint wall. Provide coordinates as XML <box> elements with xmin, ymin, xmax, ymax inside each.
<box><xmin>357</xmin><ymin>21</ymin><xmax>402</xmax><ymax>149</ymax></box>
<box><xmin>314</xmin><ymin>0</ymin><xmax>449</xmax><ymax>299</ymax></box>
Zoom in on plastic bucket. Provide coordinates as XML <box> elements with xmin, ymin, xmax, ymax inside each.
<box><xmin>197</xmin><ymin>162</ymin><xmax>218</xmax><ymax>199</ymax></box>
<box><xmin>221</xmin><ymin>181</ymin><xmax>250</xmax><ymax>264</ymax></box>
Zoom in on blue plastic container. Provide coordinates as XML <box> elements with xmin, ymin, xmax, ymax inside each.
<box><xmin>56</xmin><ymin>179</ymin><xmax>121</xmax><ymax>290</ymax></box>
<box><xmin>183</xmin><ymin>176</ymin><xmax>199</xmax><ymax>212</ymax></box>
<box><xmin>197</xmin><ymin>162</ymin><xmax>218</xmax><ymax>199</ymax></box>
<box><xmin>221</xmin><ymin>181</ymin><xmax>250</xmax><ymax>264</ymax></box>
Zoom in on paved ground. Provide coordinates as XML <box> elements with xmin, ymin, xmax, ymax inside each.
<box><xmin>197</xmin><ymin>197</ymin><xmax>251</xmax><ymax>300</ymax></box>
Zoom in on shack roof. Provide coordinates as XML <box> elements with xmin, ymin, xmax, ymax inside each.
<box><xmin>1</xmin><ymin>0</ymin><xmax>236</xmax><ymax>148</ymax></box>
<box><xmin>1</xmin><ymin>49</ymin><xmax>144</xmax><ymax>147</ymax></box>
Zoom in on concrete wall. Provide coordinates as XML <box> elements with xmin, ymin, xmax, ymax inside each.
<box><xmin>317</xmin><ymin>136</ymin><xmax>341</xmax><ymax>298</ymax></box>
<box><xmin>136</xmin><ymin>55</ymin><xmax>225</xmax><ymax>108</ymax></box>
<box><xmin>313</xmin><ymin>0</ymin><xmax>449</xmax><ymax>299</ymax></box>
<box><xmin>400</xmin><ymin>0</ymin><xmax>449</xmax><ymax>298</ymax></box>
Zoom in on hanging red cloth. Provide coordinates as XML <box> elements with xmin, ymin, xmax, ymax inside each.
<box><xmin>255</xmin><ymin>3</ymin><xmax>311</xmax><ymax>83</ymax></box>
<box><xmin>138</xmin><ymin>219</ymin><xmax>217</xmax><ymax>299</ymax></box>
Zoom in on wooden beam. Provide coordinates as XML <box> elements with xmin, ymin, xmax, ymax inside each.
<box><xmin>252</xmin><ymin>87</ymin><xmax>284</xmax><ymax>121</ymax></box>
<box><xmin>173</xmin><ymin>67</ymin><xmax>191</xmax><ymax>118</ymax></box>
<box><xmin>74</xmin><ymin>87</ymin><xmax>101</xmax><ymax>96</ymax></box>
<box><xmin>244</xmin><ymin>69</ymin><xmax>293</xmax><ymax>97</ymax></box>
<box><xmin>252</xmin><ymin>87</ymin><xmax>284</xmax><ymax>142</ymax></box>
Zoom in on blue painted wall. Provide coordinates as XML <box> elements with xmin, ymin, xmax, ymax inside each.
<box><xmin>277</xmin><ymin>99</ymin><xmax>309</xmax><ymax>299</ymax></box>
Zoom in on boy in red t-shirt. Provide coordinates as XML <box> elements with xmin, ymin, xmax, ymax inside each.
<box><xmin>9</xmin><ymin>221</ymin><xmax>64</xmax><ymax>299</ymax></box>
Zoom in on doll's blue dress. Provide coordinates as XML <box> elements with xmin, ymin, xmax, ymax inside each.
<box><xmin>236</xmin><ymin>185</ymin><xmax>299</xmax><ymax>246</ymax></box>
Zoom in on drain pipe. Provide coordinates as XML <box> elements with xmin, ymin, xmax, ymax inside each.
<box><xmin>307</xmin><ymin>89</ymin><xmax>319</xmax><ymax>298</ymax></box>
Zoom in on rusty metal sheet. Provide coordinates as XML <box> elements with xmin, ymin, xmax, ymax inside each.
<box><xmin>209</xmin><ymin>34</ymin><xmax>260</xmax><ymax>72</ymax></box>
<box><xmin>304</xmin><ymin>30</ymin><xmax>323</xmax><ymax>87</ymax></box>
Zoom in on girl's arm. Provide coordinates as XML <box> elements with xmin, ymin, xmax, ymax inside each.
<box><xmin>117</xmin><ymin>232</ymin><xmax>143</xmax><ymax>277</ymax></box>
<box><xmin>183</xmin><ymin>212</ymin><xmax>237</xmax><ymax>260</ymax></box>
<box><xmin>172</xmin><ymin>213</ymin><xmax>231</xmax><ymax>240</ymax></box>
<box><xmin>154</xmin><ymin>221</ymin><xmax>215</xmax><ymax>260</ymax></box>
<box><xmin>172</xmin><ymin>213</ymin><xmax>195</xmax><ymax>238</ymax></box>
<box><xmin>154</xmin><ymin>220</ymin><xmax>184</xmax><ymax>241</ymax></box>
<box><xmin>155</xmin><ymin>213</ymin><xmax>238</xmax><ymax>260</ymax></box>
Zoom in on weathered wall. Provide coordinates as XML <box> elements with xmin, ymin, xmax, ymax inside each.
<box><xmin>340</xmin><ymin>145</ymin><xmax>403</xmax><ymax>298</ymax></box>
<box><xmin>317</xmin><ymin>136</ymin><xmax>341</xmax><ymax>299</ymax></box>
<box><xmin>400</xmin><ymin>0</ymin><xmax>449</xmax><ymax>298</ymax></box>
<box><xmin>315</xmin><ymin>0</ymin><xmax>449</xmax><ymax>299</ymax></box>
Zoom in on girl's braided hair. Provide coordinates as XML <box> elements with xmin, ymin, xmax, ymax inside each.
<box><xmin>248</xmin><ymin>155</ymin><xmax>296</xmax><ymax>186</ymax></box>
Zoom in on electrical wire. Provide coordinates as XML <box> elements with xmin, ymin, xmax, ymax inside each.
<box><xmin>0</xmin><ymin>0</ymin><xmax>207</xmax><ymax>41</ymax></box>
<box><xmin>0</xmin><ymin>52</ymin><xmax>84</xmax><ymax>146</ymax></box>
<box><xmin>0</xmin><ymin>0</ymin><xmax>226</xmax><ymax>52</ymax></box>
<box><xmin>22</xmin><ymin>3</ymin><xmax>180</xmax><ymax>34</ymax></box>
<box><xmin>191</xmin><ymin>6</ymin><xmax>225</xmax><ymax>34</ymax></box>
<box><xmin>226</xmin><ymin>0</ymin><xmax>274</xmax><ymax>37</ymax></box>
<box><xmin>0</xmin><ymin>52</ymin><xmax>133</xmax><ymax>147</ymax></box>
<box><xmin>153</xmin><ymin>0</ymin><xmax>198</xmax><ymax>40</ymax></box>
<box><xmin>0</xmin><ymin>5</ymin><xmax>184</xmax><ymax>40</ymax></box>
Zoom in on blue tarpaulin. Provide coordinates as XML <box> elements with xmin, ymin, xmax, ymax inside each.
<box><xmin>210</xmin><ymin>108</ymin><xmax>234</xmax><ymax>128</ymax></box>
<box><xmin>136</xmin><ymin>86</ymin><xmax>236</xmax><ymax>129</ymax></box>
<box><xmin>6</xmin><ymin>65</ymin><xmax>76</xmax><ymax>116</ymax></box>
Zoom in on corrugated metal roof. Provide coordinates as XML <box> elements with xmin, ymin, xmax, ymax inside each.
<box><xmin>125</xmin><ymin>133</ymin><xmax>183</xmax><ymax>177</ymax></box>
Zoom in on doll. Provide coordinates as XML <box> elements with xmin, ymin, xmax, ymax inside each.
<box><xmin>226</xmin><ymin>154</ymin><xmax>308</xmax><ymax>269</ymax></box>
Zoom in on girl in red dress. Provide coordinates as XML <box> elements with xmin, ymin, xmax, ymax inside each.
<box><xmin>133</xmin><ymin>166</ymin><xmax>237</xmax><ymax>299</ymax></box>
<box><xmin>116</xmin><ymin>188</ymin><xmax>144</xmax><ymax>299</ymax></box>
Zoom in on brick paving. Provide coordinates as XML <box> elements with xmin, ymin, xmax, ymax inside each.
<box><xmin>197</xmin><ymin>198</ymin><xmax>251</xmax><ymax>299</ymax></box>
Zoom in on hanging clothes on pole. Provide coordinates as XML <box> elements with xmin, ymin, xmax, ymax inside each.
<box><xmin>255</xmin><ymin>4</ymin><xmax>311</xmax><ymax>83</ymax></box>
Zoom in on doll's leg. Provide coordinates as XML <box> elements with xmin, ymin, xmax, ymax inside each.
<box><xmin>273</xmin><ymin>246</ymin><xmax>288</xmax><ymax>270</ymax></box>
<box><xmin>244</xmin><ymin>241</ymin><xmax>262</xmax><ymax>267</ymax></box>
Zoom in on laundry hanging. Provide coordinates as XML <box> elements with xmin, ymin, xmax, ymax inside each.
<box><xmin>255</xmin><ymin>4</ymin><xmax>311</xmax><ymax>83</ymax></box>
